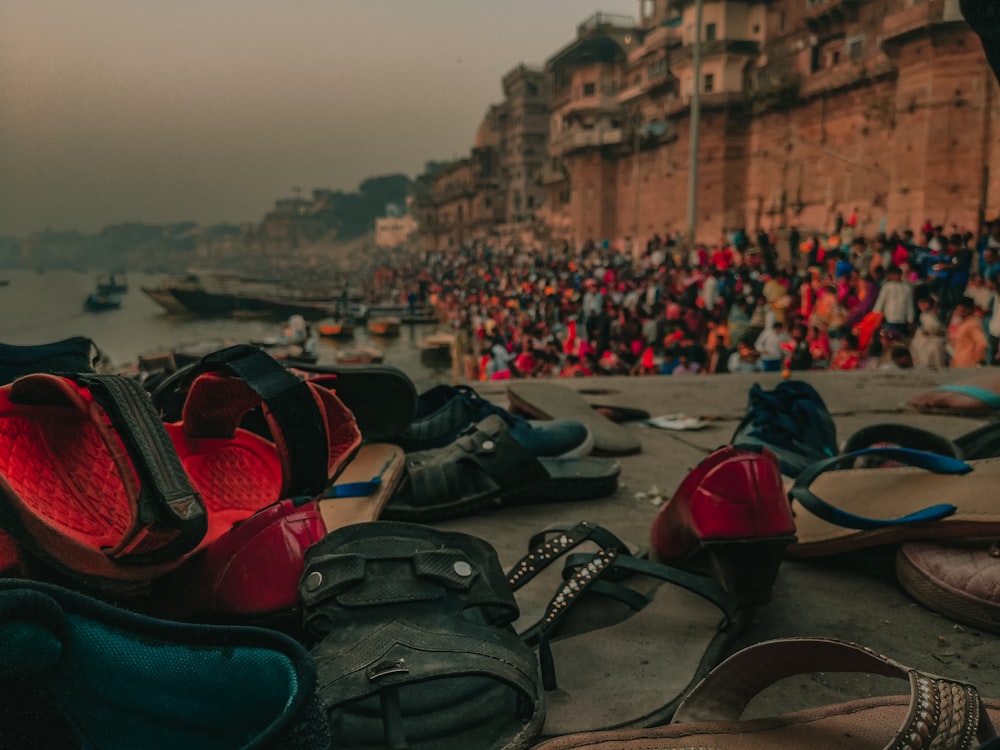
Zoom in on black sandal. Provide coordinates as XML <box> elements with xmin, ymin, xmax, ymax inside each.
<box><xmin>382</xmin><ymin>415</ymin><xmax>620</xmax><ymax>522</ymax></box>
<box><xmin>299</xmin><ymin>521</ymin><xmax>545</xmax><ymax>750</ymax></box>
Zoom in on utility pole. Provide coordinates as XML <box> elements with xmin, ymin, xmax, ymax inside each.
<box><xmin>686</xmin><ymin>0</ymin><xmax>703</xmax><ymax>249</ymax></box>
<box><xmin>633</xmin><ymin>117</ymin><xmax>641</xmax><ymax>248</ymax></box>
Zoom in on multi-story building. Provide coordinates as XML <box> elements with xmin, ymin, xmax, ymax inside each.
<box><xmin>414</xmin><ymin>114</ymin><xmax>505</xmax><ymax>251</ymax></box>
<box><xmin>540</xmin><ymin>0</ymin><xmax>1000</xmax><ymax>248</ymax></box>
<box><xmin>500</xmin><ymin>64</ymin><xmax>551</xmax><ymax>224</ymax></box>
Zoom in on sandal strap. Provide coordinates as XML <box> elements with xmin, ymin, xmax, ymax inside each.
<box><xmin>196</xmin><ymin>345</ymin><xmax>331</xmax><ymax>497</ymax></box>
<box><xmin>537</xmin><ymin>554</ymin><xmax>738</xmax><ymax>690</ymax></box>
<box><xmin>13</xmin><ymin>374</ymin><xmax>208</xmax><ymax>565</ymax></box>
<box><xmin>299</xmin><ymin>521</ymin><xmax>520</xmax><ymax>639</ymax></box>
<box><xmin>148</xmin><ymin>344</ymin><xmax>337</xmax><ymax>496</ymax></box>
<box><xmin>673</xmin><ymin>638</ymin><xmax>996</xmax><ymax>748</ymax></box>
<box><xmin>506</xmin><ymin>520</ymin><xmax>632</xmax><ymax>591</ymax></box>
<box><xmin>790</xmin><ymin>448</ymin><xmax>969</xmax><ymax>530</ymax></box>
<box><xmin>405</xmin><ymin>415</ymin><xmax>549</xmax><ymax>505</ymax></box>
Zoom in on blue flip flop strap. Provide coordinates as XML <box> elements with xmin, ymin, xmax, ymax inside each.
<box><xmin>934</xmin><ymin>384</ymin><xmax>1000</xmax><ymax>411</ymax></box>
<box><xmin>790</xmin><ymin>447</ymin><xmax>971</xmax><ymax>530</ymax></box>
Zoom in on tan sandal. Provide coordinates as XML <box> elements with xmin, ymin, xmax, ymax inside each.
<box><xmin>533</xmin><ymin>638</ymin><xmax>999</xmax><ymax>750</ymax></box>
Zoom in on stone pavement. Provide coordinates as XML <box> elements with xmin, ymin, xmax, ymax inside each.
<box><xmin>436</xmin><ymin>369</ymin><xmax>1000</xmax><ymax>717</ymax></box>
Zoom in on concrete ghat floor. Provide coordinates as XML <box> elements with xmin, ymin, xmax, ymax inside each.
<box><xmin>434</xmin><ymin>369</ymin><xmax>1000</xmax><ymax>720</ymax></box>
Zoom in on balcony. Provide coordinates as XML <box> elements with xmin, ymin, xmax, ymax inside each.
<box><xmin>552</xmin><ymin>127</ymin><xmax>625</xmax><ymax>154</ymax></box>
<box><xmin>540</xmin><ymin>163</ymin><xmax>569</xmax><ymax>186</ymax></box>
<box><xmin>562</xmin><ymin>93</ymin><xmax>622</xmax><ymax>116</ymax></box>
<box><xmin>672</xmin><ymin>39</ymin><xmax>760</xmax><ymax>66</ymax></box>
<box><xmin>882</xmin><ymin>0</ymin><xmax>964</xmax><ymax>45</ymax></box>
<box><xmin>804</xmin><ymin>0</ymin><xmax>861</xmax><ymax>28</ymax></box>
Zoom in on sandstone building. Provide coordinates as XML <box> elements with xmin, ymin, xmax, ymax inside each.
<box><xmin>420</xmin><ymin>0</ymin><xmax>1000</xmax><ymax>250</ymax></box>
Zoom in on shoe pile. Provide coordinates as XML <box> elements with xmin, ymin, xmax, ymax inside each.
<box><xmin>0</xmin><ymin>338</ymin><xmax>997</xmax><ymax>749</ymax></box>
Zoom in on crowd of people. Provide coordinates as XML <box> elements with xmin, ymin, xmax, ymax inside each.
<box><xmin>369</xmin><ymin>218</ymin><xmax>1000</xmax><ymax>380</ymax></box>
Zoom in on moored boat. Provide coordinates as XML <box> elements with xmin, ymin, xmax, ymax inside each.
<box><xmin>418</xmin><ymin>332</ymin><xmax>455</xmax><ymax>368</ymax></box>
<box><xmin>316</xmin><ymin>319</ymin><xmax>355</xmax><ymax>339</ymax></box>
<box><xmin>84</xmin><ymin>292</ymin><xmax>122</xmax><ymax>311</ymax></box>
<box><xmin>367</xmin><ymin>317</ymin><xmax>401</xmax><ymax>337</ymax></box>
<box><xmin>141</xmin><ymin>285</ymin><xmax>191</xmax><ymax>314</ymax></box>
<box><xmin>334</xmin><ymin>345</ymin><xmax>384</xmax><ymax>365</ymax></box>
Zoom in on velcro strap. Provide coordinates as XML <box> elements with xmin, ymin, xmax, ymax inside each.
<box><xmin>73</xmin><ymin>375</ymin><xmax>207</xmax><ymax>565</ymax></box>
<box><xmin>300</xmin><ymin>523</ymin><xmax>520</xmax><ymax>639</ymax></box>
<box><xmin>190</xmin><ymin>345</ymin><xmax>331</xmax><ymax>498</ymax></box>
<box><xmin>300</xmin><ymin>548</ymin><xmax>480</xmax><ymax>611</ymax></box>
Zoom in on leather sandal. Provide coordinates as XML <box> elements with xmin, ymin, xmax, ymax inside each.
<box><xmin>382</xmin><ymin>414</ymin><xmax>620</xmax><ymax>522</ymax></box>
<box><xmin>532</xmin><ymin>638</ymin><xmax>1000</xmax><ymax>750</ymax></box>
<box><xmin>299</xmin><ymin>521</ymin><xmax>545</xmax><ymax>750</ymax></box>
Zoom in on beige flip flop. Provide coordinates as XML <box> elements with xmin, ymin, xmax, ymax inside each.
<box><xmin>786</xmin><ymin>450</ymin><xmax>1000</xmax><ymax>559</ymax></box>
<box><xmin>319</xmin><ymin>443</ymin><xmax>405</xmax><ymax>530</ymax></box>
<box><xmin>507</xmin><ymin>382</ymin><xmax>641</xmax><ymax>455</ymax></box>
<box><xmin>533</xmin><ymin>638</ymin><xmax>1000</xmax><ymax>750</ymax></box>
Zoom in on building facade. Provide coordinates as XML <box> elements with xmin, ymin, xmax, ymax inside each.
<box><xmin>417</xmin><ymin>0</ymin><xmax>999</xmax><ymax>251</ymax></box>
<box><xmin>544</xmin><ymin>0</ymin><xmax>1000</xmax><ymax>248</ymax></box>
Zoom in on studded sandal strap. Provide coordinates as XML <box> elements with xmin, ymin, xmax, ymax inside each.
<box><xmin>673</xmin><ymin>638</ymin><xmax>995</xmax><ymax>749</ymax></box>
<box><xmin>506</xmin><ymin>521</ymin><xmax>632</xmax><ymax>591</ymax></box>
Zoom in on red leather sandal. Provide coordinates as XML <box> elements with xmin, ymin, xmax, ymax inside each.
<box><xmin>650</xmin><ymin>444</ymin><xmax>796</xmax><ymax>606</ymax></box>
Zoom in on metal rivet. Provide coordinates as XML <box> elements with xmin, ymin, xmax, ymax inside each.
<box><xmin>453</xmin><ymin>560</ymin><xmax>473</xmax><ymax>577</ymax></box>
<box><xmin>482</xmin><ymin>440</ymin><xmax>495</xmax><ymax>450</ymax></box>
<box><xmin>304</xmin><ymin>571</ymin><xmax>323</xmax><ymax>592</ymax></box>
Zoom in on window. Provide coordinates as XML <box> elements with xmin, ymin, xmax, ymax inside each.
<box><xmin>583</xmin><ymin>82</ymin><xmax>596</xmax><ymax>96</ymax></box>
<box><xmin>831</xmin><ymin>50</ymin><xmax>841</xmax><ymax>65</ymax></box>
<box><xmin>705</xmin><ymin>23</ymin><xmax>717</xmax><ymax>41</ymax></box>
<box><xmin>526</xmin><ymin>81</ymin><xmax>539</xmax><ymax>96</ymax></box>
<box><xmin>527</xmin><ymin>196</ymin><xmax>535</xmax><ymax>209</ymax></box>
<box><xmin>810</xmin><ymin>45</ymin><xmax>822</xmax><ymax>72</ymax></box>
<box><xmin>752</xmin><ymin>24</ymin><xmax>760</xmax><ymax>34</ymax></box>
<box><xmin>847</xmin><ymin>34</ymin><xmax>865</xmax><ymax>61</ymax></box>
<box><xmin>703</xmin><ymin>73</ymin><xmax>714</xmax><ymax>93</ymax></box>
<box><xmin>779</xmin><ymin>12</ymin><xmax>786</xmax><ymax>32</ymax></box>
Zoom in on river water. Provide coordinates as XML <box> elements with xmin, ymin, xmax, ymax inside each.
<box><xmin>0</xmin><ymin>270</ymin><xmax>454</xmax><ymax>391</ymax></box>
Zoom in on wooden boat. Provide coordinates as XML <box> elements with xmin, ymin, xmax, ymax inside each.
<box><xmin>418</xmin><ymin>332</ymin><xmax>455</xmax><ymax>368</ymax></box>
<box><xmin>141</xmin><ymin>285</ymin><xmax>190</xmax><ymax>315</ymax></box>
<box><xmin>367</xmin><ymin>317</ymin><xmax>402</xmax><ymax>337</ymax></box>
<box><xmin>317</xmin><ymin>319</ymin><xmax>356</xmax><ymax>339</ymax></box>
<box><xmin>335</xmin><ymin>345</ymin><xmax>384</xmax><ymax>365</ymax></box>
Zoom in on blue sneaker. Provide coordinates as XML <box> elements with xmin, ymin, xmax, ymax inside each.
<box><xmin>392</xmin><ymin>385</ymin><xmax>593</xmax><ymax>458</ymax></box>
<box><xmin>730</xmin><ymin>382</ymin><xmax>837</xmax><ymax>477</ymax></box>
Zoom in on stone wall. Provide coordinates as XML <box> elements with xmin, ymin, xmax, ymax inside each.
<box><xmin>560</xmin><ymin>25</ymin><xmax>1000</xmax><ymax>248</ymax></box>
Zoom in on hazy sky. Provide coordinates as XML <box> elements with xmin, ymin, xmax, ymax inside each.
<box><xmin>1</xmin><ymin>1</ymin><xmax>638</xmax><ymax>236</ymax></box>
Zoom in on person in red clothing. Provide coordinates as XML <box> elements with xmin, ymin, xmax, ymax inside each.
<box><xmin>830</xmin><ymin>333</ymin><xmax>862</xmax><ymax>370</ymax></box>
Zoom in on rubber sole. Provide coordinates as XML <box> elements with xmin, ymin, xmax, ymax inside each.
<box><xmin>896</xmin><ymin>546</ymin><xmax>1000</xmax><ymax>636</ymax></box>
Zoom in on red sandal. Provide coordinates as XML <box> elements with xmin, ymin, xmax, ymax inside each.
<box><xmin>0</xmin><ymin>350</ymin><xmax>360</xmax><ymax>589</ymax></box>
